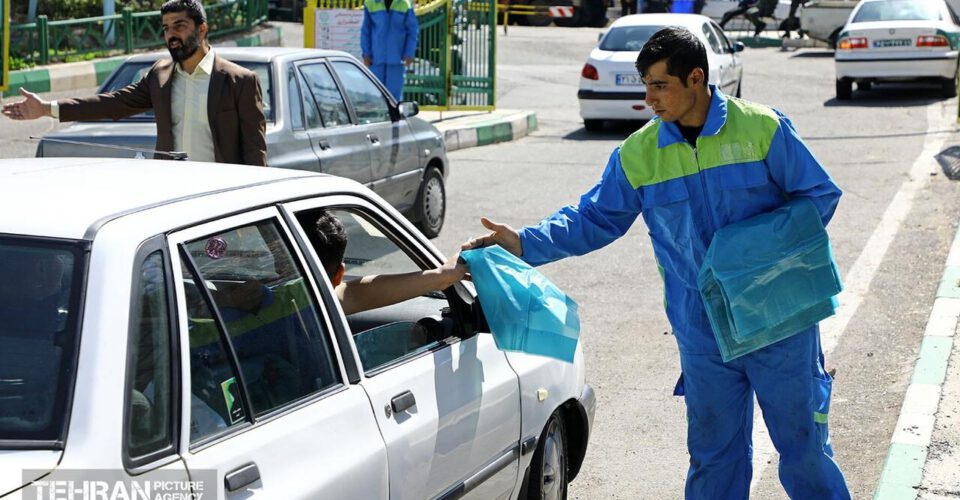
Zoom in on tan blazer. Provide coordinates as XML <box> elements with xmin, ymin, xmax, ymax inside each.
<box><xmin>58</xmin><ymin>54</ymin><xmax>267</xmax><ymax>166</ymax></box>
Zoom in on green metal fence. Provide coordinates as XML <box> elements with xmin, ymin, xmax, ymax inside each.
<box><xmin>308</xmin><ymin>0</ymin><xmax>496</xmax><ymax>110</ymax></box>
<box><xmin>10</xmin><ymin>0</ymin><xmax>269</xmax><ymax>67</ymax></box>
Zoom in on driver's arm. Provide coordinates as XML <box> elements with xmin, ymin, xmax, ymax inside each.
<box><xmin>336</xmin><ymin>255</ymin><xmax>466</xmax><ymax>315</ymax></box>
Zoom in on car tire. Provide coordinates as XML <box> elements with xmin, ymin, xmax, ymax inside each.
<box><xmin>523</xmin><ymin>0</ymin><xmax>554</xmax><ymax>27</ymax></box>
<box><xmin>527</xmin><ymin>412</ymin><xmax>568</xmax><ymax>500</ymax></box>
<box><xmin>836</xmin><ymin>78</ymin><xmax>852</xmax><ymax>101</ymax></box>
<box><xmin>857</xmin><ymin>80</ymin><xmax>872</xmax><ymax>92</ymax></box>
<box><xmin>583</xmin><ymin>119</ymin><xmax>604</xmax><ymax>131</ymax></box>
<box><xmin>413</xmin><ymin>166</ymin><xmax>446</xmax><ymax>239</ymax></box>
<box><xmin>942</xmin><ymin>66</ymin><xmax>958</xmax><ymax>98</ymax></box>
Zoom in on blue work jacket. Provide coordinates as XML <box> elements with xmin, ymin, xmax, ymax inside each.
<box><xmin>361</xmin><ymin>0</ymin><xmax>419</xmax><ymax>65</ymax></box>
<box><xmin>518</xmin><ymin>86</ymin><xmax>842</xmax><ymax>355</ymax></box>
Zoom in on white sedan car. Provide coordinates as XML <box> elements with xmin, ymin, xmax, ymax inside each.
<box><xmin>835</xmin><ymin>0</ymin><xmax>960</xmax><ymax>99</ymax></box>
<box><xmin>0</xmin><ymin>159</ymin><xmax>594</xmax><ymax>500</ymax></box>
<box><xmin>578</xmin><ymin>13</ymin><xmax>745</xmax><ymax>131</ymax></box>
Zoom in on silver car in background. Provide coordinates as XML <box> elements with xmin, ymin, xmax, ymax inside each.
<box><xmin>36</xmin><ymin>48</ymin><xmax>450</xmax><ymax>237</ymax></box>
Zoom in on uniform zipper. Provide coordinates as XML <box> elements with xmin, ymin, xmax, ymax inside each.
<box><xmin>689</xmin><ymin>139</ymin><xmax>716</xmax><ymax>235</ymax></box>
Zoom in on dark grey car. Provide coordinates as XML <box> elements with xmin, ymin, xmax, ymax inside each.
<box><xmin>36</xmin><ymin>47</ymin><xmax>449</xmax><ymax>237</ymax></box>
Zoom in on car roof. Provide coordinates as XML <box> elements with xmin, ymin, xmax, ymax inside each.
<box><xmin>0</xmin><ymin>158</ymin><xmax>324</xmax><ymax>240</ymax></box>
<box><xmin>123</xmin><ymin>46</ymin><xmax>351</xmax><ymax>64</ymax></box>
<box><xmin>609</xmin><ymin>13</ymin><xmax>714</xmax><ymax>29</ymax></box>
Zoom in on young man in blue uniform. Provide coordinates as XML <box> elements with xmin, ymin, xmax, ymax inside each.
<box><xmin>361</xmin><ymin>0</ymin><xmax>418</xmax><ymax>101</ymax></box>
<box><xmin>463</xmin><ymin>27</ymin><xmax>851</xmax><ymax>499</ymax></box>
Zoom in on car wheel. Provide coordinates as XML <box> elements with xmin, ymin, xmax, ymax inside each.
<box><xmin>414</xmin><ymin>166</ymin><xmax>445</xmax><ymax>238</ymax></box>
<box><xmin>583</xmin><ymin>119</ymin><xmax>603</xmax><ymax>132</ymax></box>
<box><xmin>942</xmin><ymin>65</ymin><xmax>958</xmax><ymax>98</ymax></box>
<box><xmin>527</xmin><ymin>412</ymin><xmax>568</xmax><ymax>500</ymax></box>
<box><xmin>524</xmin><ymin>0</ymin><xmax>553</xmax><ymax>27</ymax></box>
<box><xmin>857</xmin><ymin>80</ymin><xmax>872</xmax><ymax>92</ymax></box>
<box><xmin>836</xmin><ymin>78</ymin><xmax>852</xmax><ymax>100</ymax></box>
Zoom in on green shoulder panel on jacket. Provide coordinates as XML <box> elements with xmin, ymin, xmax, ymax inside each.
<box><xmin>391</xmin><ymin>0</ymin><xmax>413</xmax><ymax>10</ymax></box>
<box><xmin>619</xmin><ymin>120</ymin><xmax>700</xmax><ymax>189</ymax></box>
<box><xmin>697</xmin><ymin>98</ymin><xmax>780</xmax><ymax>170</ymax></box>
<box><xmin>618</xmin><ymin>97</ymin><xmax>781</xmax><ymax>189</ymax></box>
<box><xmin>365</xmin><ymin>0</ymin><xmax>386</xmax><ymax>12</ymax></box>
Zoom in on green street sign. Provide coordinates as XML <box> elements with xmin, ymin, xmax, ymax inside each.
<box><xmin>1</xmin><ymin>0</ymin><xmax>9</xmax><ymax>92</ymax></box>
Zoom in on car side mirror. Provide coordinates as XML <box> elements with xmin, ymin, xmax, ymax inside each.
<box><xmin>732</xmin><ymin>41</ymin><xmax>745</xmax><ymax>53</ymax></box>
<box><xmin>597</xmin><ymin>31</ymin><xmax>605</xmax><ymax>42</ymax></box>
<box><xmin>399</xmin><ymin>101</ymin><xmax>420</xmax><ymax>119</ymax></box>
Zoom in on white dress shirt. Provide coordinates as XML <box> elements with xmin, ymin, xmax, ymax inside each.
<box><xmin>171</xmin><ymin>49</ymin><xmax>216</xmax><ymax>162</ymax></box>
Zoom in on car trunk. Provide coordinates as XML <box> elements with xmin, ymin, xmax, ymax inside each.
<box><xmin>36</xmin><ymin>122</ymin><xmax>158</xmax><ymax>159</ymax></box>
<box><xmin>0</xmin><ymin>450</ymin><xmax>62</xmax><ymax>497</ymax></box>
<box><xmin>587</xmin><ymin>50</ymin><xmax>645</xmax><ymax>91</ymax></box>
<box><xmin>844</xmin><ymin>21</ymin><xmax>945</xmax><ymax>56</ymax></box>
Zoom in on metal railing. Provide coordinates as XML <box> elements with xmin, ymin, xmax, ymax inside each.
<box><xmin>10</xmin><ymin>0</ymin><xmax>269</xmax><ymax>66</ymax></box>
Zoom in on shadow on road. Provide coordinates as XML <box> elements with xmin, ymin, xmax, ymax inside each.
<box><xmin>789</xmin><ymin>51</ymin><xmax>835</xmax><ymax>58</ymax></box>
<box><xmin>562</xmin><ymin>120</ymin><xmax>644</xmax><ymax>141</ymax></box>
<box><xmin>823</xmin><ymin>84</ymin><xmax>947</xmax><ymax>108</ymax></box>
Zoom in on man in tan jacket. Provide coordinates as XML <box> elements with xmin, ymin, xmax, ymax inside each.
<box><xmin>2</xmin><ymin>0</ymin><xmax>267</xmax><ymax>166</ymax></box>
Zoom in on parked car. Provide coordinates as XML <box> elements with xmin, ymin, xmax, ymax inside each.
<box><xmin>35</xmin><ymin>48</ymin><xmax>449</xmax><ymax>238</ymax></box>
<box><xmin>578</xmin><ymin>13</ymin><xmax>745</xmax><ymax>131</ymax></box>
<box><xmin>834</xmin><ymin>0</ymin><xmax>960</xmax><ymax>100</ymax></box>
<box><xmin>0</xmin><ymin>158</ymin><xmax>595</xmax><ymax>500</ymax></box>
<box><xmin>797</xmin><ymin>0</ymin><xmax>858</xmax><ymax>47</ymax></box>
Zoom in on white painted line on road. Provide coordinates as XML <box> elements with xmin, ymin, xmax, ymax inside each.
<box><xmin>750</xmin><ymin>101</ymin><xmax>956</xmax><ymax>495</ymax></box>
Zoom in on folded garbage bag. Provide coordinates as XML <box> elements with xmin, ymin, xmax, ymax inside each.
<box><xmin>461</xmin><ymin>245</ymin><xmax>580</xmax><ymax>363</ymax></box>
<box><xmin>698</xmin><ymin>197</ymin><xmax>842</xmax><ymax>362</ymax></box>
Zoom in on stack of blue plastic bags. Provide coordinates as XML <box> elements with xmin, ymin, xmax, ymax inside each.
<box><xmin>698</xmin><ymin>198</ymin><xmax>843</xmax><ymax>362</ymax></box>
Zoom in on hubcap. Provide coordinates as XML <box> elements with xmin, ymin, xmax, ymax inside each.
<box><xmin>540</xmin><ymin>419</ymin><xmax>566</xmax><ymax>500</ymax></box>
<box><xmin>423</xmin><ymin>177</ymin><xmax>444</xmax><ymax>229</ymax></box>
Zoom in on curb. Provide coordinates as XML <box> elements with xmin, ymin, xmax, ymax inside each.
<box><xmin>441</xmin><ymin>111</ymin><xmax>538</xmax><ymax>152</ymax></box>
<box><xmin>873</xmin><ymin>226</ymin><xmax>960</xmax><ymax>499</ymax></box>
<box><xmin>2</xmin><ymin>26</ymin><xmax>282</xmax><ymax>97</ymax></box>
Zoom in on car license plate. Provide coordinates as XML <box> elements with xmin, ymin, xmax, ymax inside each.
<box><xmin>616</xmin><ymin>74</ymin><xmax>642</xmax><ymax>86</ymax></box>
<box><xmin>873</xmin><ymin>39</ymin><xmax>912</xmax><ymax>48</ymax></box>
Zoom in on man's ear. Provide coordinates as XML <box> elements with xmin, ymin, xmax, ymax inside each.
<box><xmin>199</xmin><ymin>22</ymin><xmax>209</xmax><ymax>42</ymax></box>
<box><xmin>332</xmin><ymin>262</ymin><xmax>346</xmax><ymax>287</ymax></box>
<box><xmin>689</xmin><ymin>67</ymin><xmax>706</xmax><ymax>88</ymax></box>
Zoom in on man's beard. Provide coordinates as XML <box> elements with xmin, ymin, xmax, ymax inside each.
<box><xmin>167</xmin><ymin>31</ymin><xmax>200</xmax><ymax>62</ymax></box>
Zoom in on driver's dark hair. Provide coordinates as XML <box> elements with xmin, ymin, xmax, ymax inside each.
<box><xmin>635</xmin><ymin>27</ymin><xmax>709</xmax><ymax>86</ymax></box>
<box><xmin>307</xmin><ymin>209</ymin><xmax>348</xmax><ymax>280</ymax></box>
<box><xmin>160</xmin><ymin>0</ymin><xmax>207</xmax><ymax>27</ymax></box>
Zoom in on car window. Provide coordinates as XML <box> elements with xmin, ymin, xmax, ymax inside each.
<box><xmin>181</xmin><ymin>220</ymin><xmax>340</xmax><ymax>442</ymax></box>
<box><xmin>0</xmin><ymin>239</ymin><xmax>84</xmax><ymax>444</ymax></box>
<box><xmin>298</xmin><ymin>63</ymin><xmax>352</xmax><ymax>128</ymax></box>
<box><xmin>331</xmin><ymin>61</ymin><xmax>392</xmax><ymax>124</ymax></box>
<box><xmin>702</xmin><ymin>23</ymin><xmax>723</xmax><ymax>54</ymax></box>
<box><xmin>599</xmin><ymin>25</ymin><xmax>663</xmax><ymax>52</ymax></box>
<box><xmin>853</xmin><ymin>0</ymin><xmax>943</xmax><ymax>22</ymax></box>
<box><xmin>98</xmin><ymin>61</ymin><xmax>275</xmax><ymax>122</ymax></box>
<box><xmin>295</xmin><ymin>208</ymin><xmax>448</xmax><ymax>374</ymax></box>
<box><xmin>711</xmin><ymin>22</ymin><xmax>734</xmax><ymax>53</ymax></box>
<box><xmin>287</xmin><ymin>65</ymin><xmax>305</xmax><ymax>130</ymax></box>
<box><xmin>125</xmin><ymin>250</ymin><xmax>174</xmax><ymax>459</ymax></box>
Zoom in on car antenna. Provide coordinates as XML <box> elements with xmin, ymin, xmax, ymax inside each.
<box><xmin>29</xmin><ymin>136</ymin><xmax>189</xmax><ymax>160</ymax></box>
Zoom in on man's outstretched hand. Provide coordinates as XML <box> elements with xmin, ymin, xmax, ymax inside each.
<box><xmin>461</xmin><ymin>217</ymin><xmax>522</xmax><ymax>257</ymax></box>
<box><xmin>1</xmin><ymin>88</ymin><xmax>51</xmax><ymax>121</ymax></box>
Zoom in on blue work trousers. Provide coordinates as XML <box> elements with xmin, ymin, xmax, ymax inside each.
<box><xmin>371</xmin><ymin>63</ymin><xmax>405</xmax><ymax>101</ymax></box>
<box><xmin>677</xmin><ymin>326</ymin><xmax>850</xmax><ymax>499</ymax></box>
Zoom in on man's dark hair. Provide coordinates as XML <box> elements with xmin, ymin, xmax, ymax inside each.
<box><xmin>306</xmin><ymin>209</ymin><xmax>348</xmax><ymax>280</ymax></box>
<box><xmin>160</xmin><ymin>0</ymin><xmax>207</xmax><ymax>26</ymax></box>
<box><xmin>635</xmin><ymin>27</ymin><xmax>709</xmax><ymax>86</ymax></box>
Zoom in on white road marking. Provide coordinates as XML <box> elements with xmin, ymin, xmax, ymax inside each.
<box><xmin>749</xmin><ymin>100</ymin><xmax>956</xmax><ymax>495</ymax></box>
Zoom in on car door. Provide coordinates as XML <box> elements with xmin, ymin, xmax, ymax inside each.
<box><xmin>168</xmin><ymin>207</ymin><xmax>388</xmax><ymax>499</ymax></box>
<box><xmin>281</xmin><ymin>196</ymin><xmax>522</xmax><ymax>500</ymax></box>
<box><xmin>712</xmin><ymin>21</ymin><xmax>743</xmax><ymax>94</ymax></box>
<box><xmin>297</xmin><ymin>61</ymin><xmax>376</xmax><ymax>186</ymax></box>
<box><xmin>703</xmin><ymin>22</ymin><xmax>738</xmax><ymax>96</ymax></box>
<box><xmin>266</xmin><ymin>61</ymin><xmax>324</xmax><ymax>172</ymax></box>
<box><xmin>330</xmin><ymin>60</ymin><xmax>422</xmax><ymax>213</ymax></box>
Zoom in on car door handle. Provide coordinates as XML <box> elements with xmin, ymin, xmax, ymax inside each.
<box><xmin>318</xmin><ymin>140</ymin><xmax>331</xmax><ymax>151</ymax></box>
<box><xmin>367</xmin><ymin>134</ymin><xmax>381</xmax><ymax>145</ymax></box>
<box><xmin>224</xmin><ymin>463</ymin><xmax>260</xmax><ymax>492</ymax></box>
<box><xmin>391</xmin><ymin>390</ymin><xmax>416</xmax><ymax>414</ymax></box>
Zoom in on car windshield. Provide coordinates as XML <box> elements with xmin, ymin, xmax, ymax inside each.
<box><xmin>95</xmin><ymin>60</ymin><xmax>274</xmax><ymax>122</ymax></box>
<box><xmin>0</xmin><ymin>238</ymin><xmax>86</xmax><ymax>446</ymax></box>
<box><xmin>853</xmin><ymin>1</ymin><xmax>943</xmax><ymax>22</ymax></box>
<box><xmin>599</xmin><ymin>25</ymin><xmax>664</xmax><ymax>51</ymax></box>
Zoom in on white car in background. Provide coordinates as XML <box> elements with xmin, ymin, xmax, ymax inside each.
<box><xmin>578</xmin><ymin>13</ymin><xmax>745</xmax><ymax>131</ymax></box>
<box><xmin>0</xmin><ymin>159</ymin><xmax>594</xmax><ymax>500</ymax></box>
<box><xmin>835</xmin><ymin>0</ymin><xmax>960</xmax><ymax>99</ymax></box>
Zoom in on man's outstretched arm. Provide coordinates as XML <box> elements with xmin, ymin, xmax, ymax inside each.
<box><xmin>336</xmin><ymin>254</ymin><xmax>467</xmax><ymax>315</ymax></box>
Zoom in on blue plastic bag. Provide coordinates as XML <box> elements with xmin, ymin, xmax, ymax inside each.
<box><xmin>698</xmin><ymin>198</ymin><xmax>843</xmax><ymax>362</ymax></box>
<box><xmin>461</xmin><ymin>245</ymin><xmax>580</xmax><ymax>363</ymax></box>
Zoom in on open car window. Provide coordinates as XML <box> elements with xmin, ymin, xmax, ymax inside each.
<box><xmin>96</xmin><ymin>60</ymin><xmax>275</xmax><ymax>122</ymax></box>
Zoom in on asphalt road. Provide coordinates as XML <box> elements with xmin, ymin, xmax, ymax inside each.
<box><xmin>430</xmin><ymin>27</ymin><xmax>960</xmax><ymax>499</ymax></box>
<box><xmin>2</xmin><ymin>24</ymin><xmax>960</xmax><ymax>500</ymax></box>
